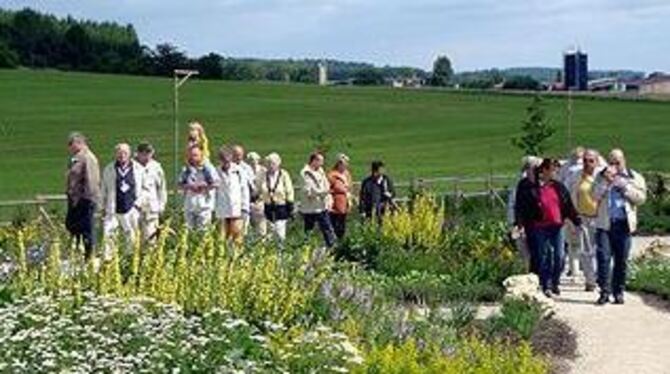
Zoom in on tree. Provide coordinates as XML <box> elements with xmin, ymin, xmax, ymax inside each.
<box><xmin>195</xmin><ymin>53</ymin><xmax>224</xmax><ymax>79</ymax></box>
<box><xmin>353</xmin><ymin>67</ymin><xmax>384</xmax><ymax>85</ymax></box>
<box><xmin>502</xmin><ymin>75</ymin><xmax>541</xmax><ymax>91</ymax></box>
<box><xmin>430</xmin><ymin>55</ymin><xmax>453</xmax><ymax>86</ymax></box>
<box><xmin>511</xmin><ymin>95</ymin><xmax>556</xmax><ymax>156</ymax></box>
<box><xmin>0</xmin><ymin>40</ymin><xmax>18</xmax><ymax>68</ymax></box>
<box><xmin>151</xmin><ymin>43</ymin><xmax>190</xmax><ymax>76</ymax></box>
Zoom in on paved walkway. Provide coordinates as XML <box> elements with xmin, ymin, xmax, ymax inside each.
<box><xmin>557</xmin><ymin>236</ymin><xmax>670</xmax><ymax>374</ymax></box>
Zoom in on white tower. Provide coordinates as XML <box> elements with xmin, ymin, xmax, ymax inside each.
<box><xmin>318</xmin><ymin>61</ymin><xmax>328</xmax><ymax>86</ymax></box>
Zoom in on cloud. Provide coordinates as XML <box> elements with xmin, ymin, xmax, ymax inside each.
<box><xmin>3</xmin><ymin>0</ymin><xmax>669</xmax><ymax>72</ymax></box>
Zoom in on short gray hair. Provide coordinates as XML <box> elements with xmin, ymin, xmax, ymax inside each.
<box><xmin>68</xmin><ymin>132</ymin><xmax>87</xmax><ymax>145</ymax></box>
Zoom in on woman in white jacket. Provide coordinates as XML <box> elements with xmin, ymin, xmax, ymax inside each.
<box><xmin>100</xmin><ymin>143</ymin><xmax>144</xmax><ymax>259</ymax></box>
<box><xmin>215</xmin><ymin>148</ymin><xmax>249</xmax><ymax>245</ymax></box>
<box><xmin>299</xmin><ymin>152</ymin><xmax>336</xmax><ymax>248</ymax></box>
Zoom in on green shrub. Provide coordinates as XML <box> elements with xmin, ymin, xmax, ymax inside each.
<box><xmin>359</xmin><ymin>338</ymin><xmax>547</xmax><ymax>374</ymax></box>
<box><xmin>487</xmin><ymin>297</ymin><xmax>546</xmax><ymax>340</ymax></box>
<box><xmin>629</xmin><ymin>255</ymin><xmax>670</xmax><ymax>299</ymax></box>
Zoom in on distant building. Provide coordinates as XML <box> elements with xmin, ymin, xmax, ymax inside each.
<box><xmin>563</xmin><ymin>49</ymin><xmax>588</xmax><ymax>91</ymax></box>
<box><xmin>318</xmin><ymin>62</ymin><xmax>328</xmax><ymax>86</ymax></box>
<box><xmin>588</xmin><ymin>77</ymin><xmax>630</xmax><ymax>92</ymax></box>
<box><xmin>639</xmin><ymin>73</ymin><xmax>670</xmax><ymax>95</ymax></box>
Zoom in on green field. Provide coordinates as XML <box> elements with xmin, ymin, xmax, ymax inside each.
<box><xmin>1</xmin><ymin>68</ymin><xmax>669</xmax><ymax>200</ymax></box>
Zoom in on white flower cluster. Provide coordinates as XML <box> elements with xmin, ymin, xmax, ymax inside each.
<box><xmin>0</xmin><ymin>291</ymin><xmax>273</xmax><ymax>373</ymax></box>
<box><xmin>0</xmin><ymin>291</ymin><xmax>365</xmax><ymax>373</ymax></box>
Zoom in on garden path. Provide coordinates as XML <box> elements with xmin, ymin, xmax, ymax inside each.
<box><xmin>558</xmin><ymin>235</ymin><xmax>670</xmax><ymax>374</ymax></box>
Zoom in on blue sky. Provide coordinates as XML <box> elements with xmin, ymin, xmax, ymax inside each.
<box><xmin>3</xmin><ymin>0</ymin><xmax>670</xmax><ymax>72</ymax></box>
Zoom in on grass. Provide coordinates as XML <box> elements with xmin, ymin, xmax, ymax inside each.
<box><xmin>1</xmin><ymin>68</ymin><xmax>670</xmax><ymax>200</ymax></box>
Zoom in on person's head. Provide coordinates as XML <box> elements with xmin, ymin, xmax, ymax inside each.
<box><xmin>308</xmin><ymin>152</ymin><xmax>324</xmax><ymax>170</ymax></box>
<box><xmin>247</xmin><ymin>151</ymin><xmax>261</xmax><ymax>167</ymax></box>
<box><xmin>582</xmin><ymin>149</ymin><xmax>599</xmax><ymax>175</ymax></box>
<box><xmin>521</xmin><ymin>155</ymin><xmax>542</xmax><ymax>173</ymax></box>
<box><xmin>187</xmin><ymin>145</ymin><xmax>204</xmax><ymax>167</ymax></box>
<box><xmin>188</xmin><ymin>121</ymin><xmax>205</xmax><ymax>141</ymax></box>
<box><xmin>371</xmin><ymin>160</ymin><xmax>385</xmax><ymax>178</ymax></box>
<box><xmin>570</xmin><ymin>146</ymin><xmax>585</xmax><ymax>163</ymax></box>
<box><xmin>334</xmin><ymin>153</ymin><xmax>350</xmax><ymax>172</ymax></box>
<box><xmin>537</xmin><ymin>158</ymin><xmax>559</xmax><ymax>182</ymax></box>
<box><xmin>67</xmin><ymin>132</ymin><xmax>88</xmax><ymax>155</ymax></box>
<box><xmin>218</xmin><ymin>147</ymin><xmax>233</xmax><ymax>170</ymax></box>
<box><xmin>265</xmin><ymin>152</ymin><xmax>281</xmax><ymax>172</ymax></box>
<box><xmin>136</xmin><ymin>142</ymin><xmax>155</xmax><ymax>165</ymax></box>
<box><xmin>608</xmin><ymin>148</ymin><xmax>627</xmax><ymax>173</ymax></box>
<box><xmin>232</xmin><ymin>144</ymin><xmax>245</xmax><ymax>163</ymax></box>
<box><xmin>115</xmin><ymin>143</ymin><xmax>131</xmax><ymax>165</ymax></box>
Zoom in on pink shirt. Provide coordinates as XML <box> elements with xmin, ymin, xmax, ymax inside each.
<box><xmin>537</xmin><ymin>184</ymin><xmax>562</xmax><ymax>227</ymax></box>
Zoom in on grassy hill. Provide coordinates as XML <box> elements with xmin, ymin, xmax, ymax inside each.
<box><xmin>1</xmin><ymin>69</ymin><xmax>669</xmax><ymax>200</ymax></box>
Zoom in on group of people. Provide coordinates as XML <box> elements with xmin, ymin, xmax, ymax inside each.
<box><xmin>64</xmin><ymin>122</ymin><xmax>398</xmax><ymax>260</ymax></box>
<box><xmin>508</xmin><ymin>147</ymin><xmax>647</xmax><ymax>305</ymax></box>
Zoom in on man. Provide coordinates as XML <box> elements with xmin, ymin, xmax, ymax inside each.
<box><xmin>328</xmin><ymin>153</ymin><xmax>353</xmax><ymax>239</ymax></box>
<box><xmin>179</xmin><ymin>145</ymin><xmax>219</xmax><ymax>230</ymax></box>
<box><xmin>299</xmin><ymin>152</ymin><xmax>336</xmax><ymax>248</ymax></box>
<box><xmin>359</xmin><ymin>160</ymin><xmax>396</xmax><ymax>222</ymax></box>
<box><xmin>246</xmin><ymin>151</ymin><xmax>267</xmax><ymax>237</ymax></box>
<box><xmin>256</xmin><ymin>152</ymin><xmax>294</xmax><ymax>242</ymax></box>
<box><xmin>65</xmin><ymin>132</ymin><xmax>101</xmax><ymax>260</ymax></box>
<box><xmin>215</xmin><ymin>147</ymin><xmax>249</xmax><ymax>245</ymax></box>
<box><xmin>135</xmin><ymin>142</ymin><xmax>167</xmax><ymax>242</ymax></box>
<box><xmin>569</xmin><ymin>149</ymin><xmax>604</xmax><ymax>292</ymax></box>
<box><xmin>232</xmin><ymin>144</ymin><xmax>255</xmax><ymax>233</ymax></box>
<box><xmin>559</xmin><ymin>146</ymin><xmax>585</xmax><ymax>278</ymax></box>
<box><xmin>101</xmin><ymin>143</ymin><xmax>144</xmax><ymax>259</ymax></box>
<box><xmin>515</xmin><ymin>158</ymin><xmax>581</xmax><ymax>298</ymax></box>
<box><xmin>593</xmin><ymin>149</ymin><xmax>647</xmax><ymax>305</ymax></box>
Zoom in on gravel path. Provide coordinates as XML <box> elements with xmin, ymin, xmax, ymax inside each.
<box><xmin>557</xmin><ymin>235</ymin><xmax>670</xmax><ymax>374</ymax></box>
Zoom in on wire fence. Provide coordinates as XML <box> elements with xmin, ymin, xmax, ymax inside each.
<box><xmin>0</xmin><ymin>174</ymin><xmax>518</xmax><ymax>226</ymax></box>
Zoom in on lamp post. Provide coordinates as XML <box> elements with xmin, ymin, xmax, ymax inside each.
<box><xmin>172</xmin><ymin>69</ymin><xmax>199</xmax><ymax>190</ymax></box>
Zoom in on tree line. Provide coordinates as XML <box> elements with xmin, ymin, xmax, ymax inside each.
<box><xmin>0</xmin><ymin>8</ymin><xmax>431</xmax><ymax>85</ymax></box>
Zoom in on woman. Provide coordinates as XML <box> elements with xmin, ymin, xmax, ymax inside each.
<box><xmin>247</xmin><ymin>151</ymin><xmax>267</xmax><ymax>237</ymax></box>
<box><xmin>186</xmin><ymin>121</ymin><xmax>211</xmax><ymax>161</ymax></box>
<box><xmin>214</xmin><ymin>147</ymin><xmax>248</xmax><ymax>245</ymax></box>
<box><xmin>327</xmin><ymin>153</ymin><xmax>352</xmax><ymax>239</ymax></box>
<box><xmin>514</xmin><ymin>158</ymin><xmax>581</xmax><ymax>298</ymax></box>
<box><xmin>256</xmin><ymin>153</ymin><xmax>294</xmax><ymax>242</ymax></box>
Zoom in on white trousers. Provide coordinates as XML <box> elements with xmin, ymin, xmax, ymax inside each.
<box><xmin>185</xmin><ymin>209</ymin><xmax>213</xmax><ymax>230</ymax></box>
<box><xmin>578</xmin><ymin>217</ymin><xmax>598</xmax><ymax>286</ymax></box>
<box><xmin>139</xmin><ymin>211</ymin><xmax>160</xmax><ymax>242</ymax></box>
<box><xmin>103</xmin><ymin>210</ymin><xmax>139</xmax><ymax>259</ymax></box>
<box><xmin>263</xmin><ymin>219</ymin><xmax>287</xmax><ymax>242</ymax></box>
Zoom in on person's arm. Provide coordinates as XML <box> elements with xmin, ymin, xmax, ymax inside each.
<box><xmin>86</xmin><ymin>157</ymin><xmax>101</xmax><ymax>207</ymax></box>
<box><xmin>284</xmin><ymin>171</ymin><xmax>295</xmax><ymax>203</ymax></box>
<box><xmin>622</xmin><ymin>171</ymin><xmax>647</xmax><ymax>206</ymax></box>
<box><xmin>506</xmin><ymin>182</ymin><xmax>517</xmax><ymax>227</ymax></box>
<box><xmin>513</xmin><ymin>180</ymin><xmax>524</xmax><ymax>228</ymax></box>
<box><xmin>386</xmin><ymin>175</ymin><xmax>395</xmax><ymax>199</ymax></box>
<box><xmin>559</xmin><ymin>183</ymin><xmax>581</xmax><ymax>227</ymax></box>
<box><xmin>239</xmin><ymin>171</ymin><xmax>250</xmax><ymax>213</ymax></box>
<box><xmin>99</xmin><ymin>165</ymin><xmax>109</xmax><ymax>214</ymax></box>
<box><xmin>157</xmin><ymin>165</ymin><xmax>168</xmax><ymax>213</ymax></box>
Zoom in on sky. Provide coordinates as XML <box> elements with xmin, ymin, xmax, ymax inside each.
<box><xmin>3</xmin><ymin>0</ymin><xmax>670</xmax><ymax>73</ymax></box>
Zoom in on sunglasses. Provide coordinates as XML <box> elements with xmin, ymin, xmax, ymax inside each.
<box><xmin>583</xmin><ymin>158</ymin><xmax>596</xmax><ymax>164</ymax></box>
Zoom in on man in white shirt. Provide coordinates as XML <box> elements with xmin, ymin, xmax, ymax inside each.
<box><xmin>179</xmin><ymin>145</ymin><xmax>219</xmax><ymax>230</ymax></box>
<box><xmin>232</xmin><ymin>144</ymin><xmax>255</xmax><ymax>233</ymax></box>
<box><xmin>135</xmin><ymin>142</ymin><xmax>167</xmax><ymax>243</ymax></box>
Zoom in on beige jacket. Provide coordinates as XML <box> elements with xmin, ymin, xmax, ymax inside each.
<box><xmin>257</xmin><ymin>169</ymin><xmax>294</xmax><ymax>206</ymax></box>
<box><xmin>299</xmin><ymin>165</ymin><xmax>332</xmax><ymax>214</ymax></box>
<box><xmin>593</xmin><ymin>169</ymin><xmax>647</xmax><ymax>232</ymax></box>
<box><xmin>66</xmin><ymin>148</ymin><xmax>101</xmax><ymax>206</ymax></box>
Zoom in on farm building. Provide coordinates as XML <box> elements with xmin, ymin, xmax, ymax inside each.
<box><xmin>639</xmin><ymin>74</ymin><xmax>670</xmax><ymax>95</ymax></box>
